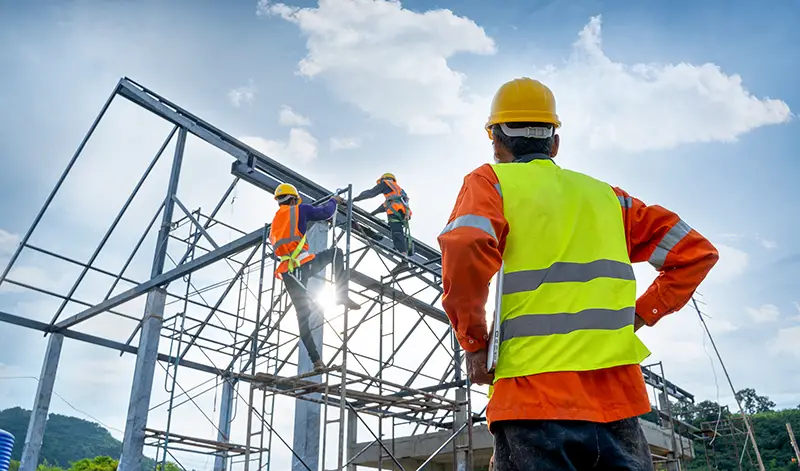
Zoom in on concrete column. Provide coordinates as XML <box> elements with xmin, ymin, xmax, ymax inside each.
<box><xmin>451</xmin><ymin>337</ymin><xmax>468</xmax><ymax>471</ymax></box>
<box><xmin>213</xmin><ymin>379</ymin><xmax>236</xmax><ymax>471</ymax></box>
<box><xmin>291</xmin><ymin>221</ymin><xmax>329</xmax><ymax>471</ymax></box>
<box><xmin>118</xmin><ymin>128</ymin><xmax>186</xmax><ymax>471</ymax></box>
<box><xmin>665</xmin><ymin>455</ymin><xmax>680</xmax><ymax>471</ymax></box>
<box><xmin>20</xmin><ymin>334</ymin><xmax>64</xmax><ymax>471</ymax></box>
<box><xmin>345</xmin><ymin>409</ymin><xmax>357</xmax><ymax>471</ymax></box>
<box><xmin>453</xmin><ymin>388</ymin><xmax>468</xmax><ymax>471</ymax></box>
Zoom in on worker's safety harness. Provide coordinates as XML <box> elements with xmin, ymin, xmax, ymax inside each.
<box><xmin>280</xmin><ymin>191</ymin><xmax>343</xmax><ymax>291</ymax></box>
<box><xmin>383</xmin><ymin>181</ymin><xmax>414</xmax><ymax>256</ymax></box>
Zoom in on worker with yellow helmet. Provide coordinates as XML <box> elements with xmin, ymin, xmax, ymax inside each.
<box><xmin>352</xmin><ymin>173</ymin><xmax>413</xmax><ymax>272</ymax></box>
<box><xmin>438</xmin><ymin>77</ymin><xmax>719</xmax><ymax>470</ymax></box>
<box><xmin>268</xmin><ymin>183</ymin><xmax>361</xmax><ymax>372</ymax></box>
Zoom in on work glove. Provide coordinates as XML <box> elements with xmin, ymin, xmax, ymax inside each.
<box><xmin>465</xmin><ymin>349</ymin><xmax>494</xmax><ymax>385</ymax></box>
<box><xmin>332</xmin><ymin>195</ymin><xmax>345</xmax><ymax>205</ymax></box>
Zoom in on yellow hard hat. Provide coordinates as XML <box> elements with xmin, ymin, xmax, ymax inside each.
<box><xmin>377</xmin><ymin>172</ymin><xmax>396</xmax><ymax>184</ymax></box>
<box><xmin>274</xmin><ymin>183</ymin><xmax>301</xmax><ymax>202</ymax></box>
<box><xmin>485</xmin><ymin>77</ymin><xmax>561</xmax><ymax>139</ymax></box>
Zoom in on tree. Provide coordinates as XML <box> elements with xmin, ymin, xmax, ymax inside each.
<box><xmin>154</xmin><ymin>462</ymin><xmax>181</xmax><ymax>471</ymax></box>
<box><xmin>68</xmin><ymin>456</ymin><xmax>117</xmax><ymax>471</ymax></box>
<box><xmin>36</xmin><ymin>460</ymin><xmax>65</xmax><ymax>471</ymax></box>
<box><xmin>669</xmin><ymin>400</ymin><xmax>698</xmax><ymax>423</ymax></box>
<box><xmin>735</xmin><ymin>388</ymin><xmax>776</xmax><ymax>415</ymax></box>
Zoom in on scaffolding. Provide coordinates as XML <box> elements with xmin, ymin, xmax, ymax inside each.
<box><xmin>0</xmin><ymin>77</ymin><xmax>474</xmax><ymax>471</ymax></box>
<box><xmin>642</xmin><ymin>362</ymin><xmax>702</xmax><ymax>471</ymax></box>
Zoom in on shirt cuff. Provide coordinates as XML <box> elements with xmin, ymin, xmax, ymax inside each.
<box><xmin>635</xmin><ymin>293</ymin><xmax>670</xmax><ymax>326</ymax></box>
<box><xmin>457</xmin><ymin>331</ymin><xmax>489</xmax><ymax>353</ymax></box>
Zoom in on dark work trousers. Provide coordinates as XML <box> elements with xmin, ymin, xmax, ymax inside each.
<box><xmin>281</xmin><ymin>247</ymin><xmax>349</xmax><ymax>363</ymax></box>
<box><xmin>387</xmin><ymin>212</ymin><xmax>409</xmax><ymax>255</ymax></box>
<box><xmin>492</xmin><ymin>418</ymin><xmax>654</xmax><ymax>471</ymax></box>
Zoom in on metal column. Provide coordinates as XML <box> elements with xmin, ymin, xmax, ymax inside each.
<box><xmin>20</xmin><ymin>334</ymin><xmax>64</xmax><ymax>471</ymax></box>
<box><xmin>213</xmin><ymin>379</ymin><xmax>236</xmax><ymax>471</ymax></box>
<box><xmin>118</xmin><ymin>127</ymin><xmax>187</xmax><ymax>471</ymax></box>
<box><xmin>291</xmin><ymin>221</ymin><xmax>328</xmax><ymax>471</ymax></box>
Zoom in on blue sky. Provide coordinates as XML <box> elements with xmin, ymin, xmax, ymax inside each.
<box><xmin>1</xmin><ymin>0</ymin><xmax>799</xmax><ymax>467</ymax></box>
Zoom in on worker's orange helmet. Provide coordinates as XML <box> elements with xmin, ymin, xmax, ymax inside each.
<box><xmin>485</xmin><ymin>77</ymin><xmax>561</xmax><ymax>139</ymax></box>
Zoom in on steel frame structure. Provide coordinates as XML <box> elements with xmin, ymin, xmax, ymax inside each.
<box><xmin>0</xmin><ymin>77</ymin><xmax>475</xmax><ymax>471</ymax></box>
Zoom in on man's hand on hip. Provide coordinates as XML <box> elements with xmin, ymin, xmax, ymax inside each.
<box><xmin>466</xmin><ymin>349</ymin><xmax>495</xmax><ymax>385</ymax></box>
<box><xmin>634</xmin><ymin>314</ymin><xmax>646</xmax><ymax>332</ymax></box>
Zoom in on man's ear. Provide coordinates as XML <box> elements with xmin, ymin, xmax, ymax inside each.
<box><xmin>551</xmin><ymin>134</ymin><xmax>560</xmax><ymax>158</ymax></box>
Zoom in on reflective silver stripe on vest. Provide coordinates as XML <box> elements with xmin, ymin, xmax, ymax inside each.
<box><xmin>618</xmin><ymin>195</ymin><xmax>632</xmax><ymax>209</ymax></box>
<box><xmin>439</xmin><ymin>214</ymin><xmax>496</xmax><ymax>240</ymax></box>
<box><xmin>649</xmin><ymin>219</ymin><xmax>692</xmax><ymax>269</ymax></box>
<box><xmin>494</xmin><ymin>183</ymin><xmax>503</xmax><ymax>197</ymax></box>
<box><xmin>273</xmin><ymin>206</ymin><xmax>304</xmax><ymax>250</ymax></box>
<box><xmin>500</xmin><ymin>307</ymin><xmax>635</xmax><ymax>341</ymax></box>
<box><xmin>502</xmin><ymin>259</ymin><xmax>634</xmax><ymax>296</ymax></box>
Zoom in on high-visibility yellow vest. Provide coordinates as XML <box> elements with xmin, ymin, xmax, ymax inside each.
<box><xmin>490</xmin><ymin>159</ymin><xmax>650</xmax><ymax>380</ymax></box>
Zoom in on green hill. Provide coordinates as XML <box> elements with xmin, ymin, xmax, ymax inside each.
<box><xmin>0</xmin><ymin>408</ymin><xmax>155</xmax><ymax>471</ymax></box>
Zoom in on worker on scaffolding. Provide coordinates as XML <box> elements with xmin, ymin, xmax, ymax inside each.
<box><xmin>438</xmin><ymin>77</ymin><xmax>720</xmax><ymax>470</ymax></box>
<box><xmin>269</xmin><ymin>183</ymin><xmax>361</xmax><ymax>371</ymax></box>
<box><xmin>351</xmin><ymin>173</ymin><xmax>413</xmax><ymax>272</ymax></box>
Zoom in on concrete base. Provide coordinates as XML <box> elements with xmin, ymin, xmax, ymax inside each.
<box><xmin>349</xmin><ymin>420</ymin><xmax>694</xmax><ymax>470</ymax></box>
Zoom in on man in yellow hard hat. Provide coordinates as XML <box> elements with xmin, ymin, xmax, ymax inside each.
<box><xmin>352</xmin><ymin>173</ymin><xmax>413</xmax><ymax>271</ymax></box>
<box><xmin>438</xmin><ymin>78</ymin><xmax>719</xmax><ymax>470</ymax></box>
<box><xmin>268</xmin><ymin>183</ymin><xmax>361</xmax><ymax>371</ymax></box>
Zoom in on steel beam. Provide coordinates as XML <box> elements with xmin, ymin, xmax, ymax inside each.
<box><xmin>55</xmin><ymin>227</ymin><xmax>264</xmax><ymax>329</ymax></box>
<box><xmin>348</xmin><ymin>270</ymin><xmax>446</xmax><ymax>323</ymax></box>
<box><xmin>115</xmin><ymin>78</ymin><xmax>443</xmax><ymax>276</ymax></box>
<box><xmin>0</xmin><ymin>311</ymin><xmax>229</xmax><ymax>379</ymax></box>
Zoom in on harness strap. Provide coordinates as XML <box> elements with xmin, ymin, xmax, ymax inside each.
<box><xmin>280</xmin><ymin>234</ymin><xmax>308</xmax><ymax>273</ymax></box>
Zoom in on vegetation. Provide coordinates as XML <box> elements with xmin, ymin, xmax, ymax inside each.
<box><xmin>0</xmin><ymin>408</ymin><xmax>160</xmax><ymax>471</ymax></box>
<box><xmin>655</xmin><ymin>389</ymin><xmax>800</xmax><ymax>471</ymax></box>
<box><xmin>3</xmin><ymin>390</ymin><xmax>799</xmax><ymax>471</ymax></box>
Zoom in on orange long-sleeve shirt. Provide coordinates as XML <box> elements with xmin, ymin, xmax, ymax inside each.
<box><xmin>437</xmin><ymin>162</ymin><xmax>719</xmax><ymax>426</ymax></box>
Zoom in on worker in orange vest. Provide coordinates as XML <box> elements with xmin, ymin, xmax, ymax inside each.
<box><xmin>269</xmin><ymin>183</ymin><xmax>361</xmax><ymax>371</ymax></box>
<box><xmin>352</xmin><ymin>173</ymin><xmax>413</xmax><ymax>272</ymax></box>
<box><xmin>438</xmin><ymin>78</ymin><xmax>719</xmax><ymax>470</ymax></box>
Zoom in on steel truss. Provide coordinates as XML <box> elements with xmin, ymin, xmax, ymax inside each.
<box><xmin>0</xmin><ymin>77</ymin><xmax>475</xmax><ymax>471</ymax></box>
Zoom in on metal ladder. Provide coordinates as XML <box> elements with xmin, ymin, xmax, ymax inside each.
<box><xmin>244</xmin><ymin>225</ymin><xmax>279</xmax><ymax>471</ymax></box>
<box><xmin>319</xmin><ymin>186</ymin><xmax>355</xmax><ymax>471</ymax></box>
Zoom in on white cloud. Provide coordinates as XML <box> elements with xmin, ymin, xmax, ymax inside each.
<box><xmin>790</xmin><ymin>302</ymin><xmax>800</xmax><ymax>321</ymax></box>
<box><xmin>770</xmin><ymin>326</ymin><xmax>800</xmax><ymax>358</ymax></box>
<box><xmin>745</xmin><ymin>304</ymin><xmax>780</xmax><ymax>323</ymax></box>
<box><xmin>330</xmin><ymin>136</ymin><xmax>361</xmax><ymax>151</ymax></box>
<box><xmin>535</xmin><ymin>16</ymin><xmax>792</xmax><ymax>153</ymax></box>
<box><xmin>0</xmin><ymin>229</ymin><xmax>19</xmax><ymax>255</ymax></box>
<box><xmin>278</xmin><ymin>105</ymin><xmax>312</xmax><ymax>127</ymax></box>
<box><xmin>703</xmin><ymin>243</ymin><xmax>748</xmax><ymax>285</ymax></box>
<box><xmin>757</xmin><ymin>235</ymin><xmax>778</xmax><ymax>249</ymax></box>
<box><xmin>259</xmin><ymin>0</ymin><xmax>496</xmax><ymax>135</ymax></box>
<box><xmin>228</xmin><ymin>79</ymin><xmax>257</xmax><ymax>107</ymax></box>
<box><xmin>263</xmin><ymin>4</ymin><xmax>790</xmax><ymax>155</ymax></box>
<box><xmin>241</xmin><ymin>128</ymin><xmax>319</xmax><ymax>164</ymax></box>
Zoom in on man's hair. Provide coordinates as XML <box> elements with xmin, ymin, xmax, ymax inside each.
<box><xmin>277</xmin><ymin>195</ymin><xmax>298</xmax><ymax>205</ymax></box>
<box><xmin>492</xmin><ymin>122</ymin><xmax>555</xmax><ymax>157</ymax></box>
